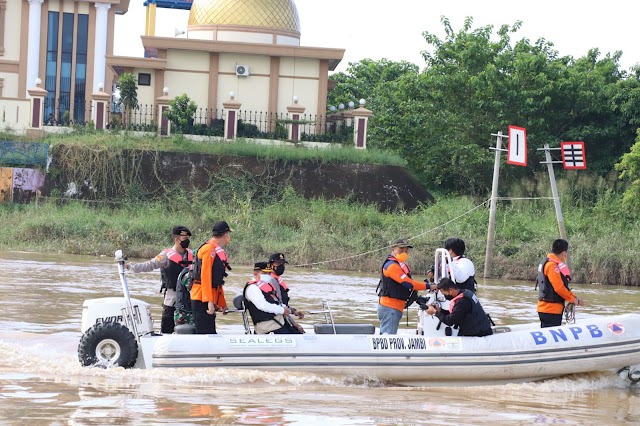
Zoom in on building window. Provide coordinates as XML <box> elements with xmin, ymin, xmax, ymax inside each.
<box><xmin>138</xmin><ymin>73</ymin><xmax>151</xmax><ymax>86</ymax></box>
<box><xmin>0</xmin><ymin>78</ymin><xmax>4</xmax><ymax>97</ymax></box>
<box><xmin>74</xmin><ymin>14</ymin><xmax>88</xmax><ymax>123</ymax></box>
<box><xmin>0</xmin><ymin>1</ymin><xmax>6</xmax><ymax>56</ymax></box>
<box><xmin>58</xmin><ymin>13</ymin><xmax>74</xmax><ymax>124</ymax></box>
<box><xmin>44</xmin><ymin>12</ymin><xmax>59</xmax><ymax>121</ymax></box>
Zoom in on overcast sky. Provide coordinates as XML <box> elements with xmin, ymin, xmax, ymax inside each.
<box><xmin>114</xmin><ymin>0</ymin><xmax>640</xmax><ymax>73</ymax></box>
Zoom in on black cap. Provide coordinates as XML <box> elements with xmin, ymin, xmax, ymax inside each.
<box><xmin>391</xmin><ymin>238</ymin><xmax>413</xmax><ymax>248</ymax></box>
<box><xmin>171</xmin><ymin>226</ymin><xmax>192</xmax><ymax>237</ymax></box>
<box><xmin>212</xmin><ymin>221</ymin><xmax>233</xmax><ymax>236</ymax></box>
<box><xmin>268</xmin><ymin>253</ymin><xmax>288</xmax><ymax>264</ymax></box>
<box><xmin>253</xmin><ymin>261</ymin><xmax>269</xmax><ymax>271</ymax></box>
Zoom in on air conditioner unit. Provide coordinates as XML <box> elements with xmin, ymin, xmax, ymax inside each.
<box><xmin>235</xmin><ymin>65</ymin><xmax>250</xmax><ymax>76</ymax></box>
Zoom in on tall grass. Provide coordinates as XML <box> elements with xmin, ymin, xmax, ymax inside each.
<box><xmin>1</xmin><ymin>188</ymin><xmax>639</xmax><ymax>285</ymax></box>
<box><xmin>0</xmin><ymin>131</ymin><xmax>407</xmax><ymax>167</ymax></box>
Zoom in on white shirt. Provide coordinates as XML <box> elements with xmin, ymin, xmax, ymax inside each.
<box><xmin>449</xmin><ymin>255</ymin><xmax>475</xmax><ymax>283</ymax></box>
<box><xmin>244</xmin><ymin>280</ymin><xmax>286</xmax><ymax>315</ymax></box>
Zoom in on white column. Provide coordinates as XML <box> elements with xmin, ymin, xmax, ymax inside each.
<box><xmin>92</xmin><ymin>3</ymin><xmax>111</xmax><ymax>93</ymax></box>
<box><xmin>26</xmin><ymin>0</ymin><xmax>44</xmax><ymax>98</ymax></box>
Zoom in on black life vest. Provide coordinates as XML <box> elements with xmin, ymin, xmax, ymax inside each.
<box><xmin>271</xmin><ymin>273</ymin><xmax>290</xmax><ymax>306</ymax></box>
<box><xmin>191</xmin><ymin>241</ymin><xmax>229</xmax><ymax>288</ymax></box>
<box><xmin>537</xmin><ymin>257</ymin><xmax>571</xmax><ymax>304</ymax></box>
<box><xmin>377</xmin><ymin>255</ymin><xmax>413</xmax><ymax>302</ymax></box>
<box><xmin>243</xmin><ymin>279</ymin><xmax>282</xmax><ymax>325</ymax></box>
<box><xmin>453</xmin><ymin>290</ymin><xmax>493</xmax><ymax>337</ymax></box>
<box><xmin>160</xmin><ymin>248</ymin><xmax>193</xmax><ymax>291</ymax></box>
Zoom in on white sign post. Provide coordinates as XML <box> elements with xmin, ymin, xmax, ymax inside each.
<box><xmin>507</xmin><ymin>125</ymin><xmax>527</xmax><ymax>166</ymax></box>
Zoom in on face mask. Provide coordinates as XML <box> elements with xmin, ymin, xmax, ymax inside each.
<box><xmin>444</xmin><ymin>294</ymin><xmax>454</xmax><ymax>301</ymax></box>
<box><xmin>395</xmin><ymin>252</ymin><xmax>409</xmax><ymax>263</ymax></box>
<box><xmin>273</xmin><ymin>265</ymin><xmax>285</xmax><ymax>276</ymax></box>
<box><xmin>180</xmin><ymin>239</ymin><xmax>190</xmax><ymax>249</ymax></box>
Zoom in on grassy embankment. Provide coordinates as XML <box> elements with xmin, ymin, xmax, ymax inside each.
<box><xmin>1</xmin><ymin>132</ymin><xmax>639</xmax><ymax>285</ymax></box>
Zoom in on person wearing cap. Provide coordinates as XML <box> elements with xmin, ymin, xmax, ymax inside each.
<box><xmin>268</xmin><ymin>253</ymin><xmax>305</xmax><ymax>332</ymax></box>
<box><xmin>444</xmin><ymin>237</ymin><xmax>477</xmax><ymax>293</ymax></box>
<box><xmin>243</xmin><ymin>262</ymin><xmax>302</xmax><ymax>334</ymax></box>
<box><xmin>190</xmin><ymin>221</ymin><xmax>233</xmax><ymax>334</ymax></box>
<box><xmin>377</xmin><ymin>238</ymin><xmax>428</xmax><ymax>334</ymax></box>
<box><xmin>125</xmin><ymin>225</ymin><xmax>194</xmax><ymax>334</ymax></box>
<box><xmin>423</xmin><ymin>278</ymin><xmax>493</xmax><ymax>337</ymax></box>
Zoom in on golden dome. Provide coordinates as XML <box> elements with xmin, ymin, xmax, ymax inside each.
<box><xmin>188</xmin><ymin>0</ymin><xmax>301</xmax><ymax>35</ymax></box>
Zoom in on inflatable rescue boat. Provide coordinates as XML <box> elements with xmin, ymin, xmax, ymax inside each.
<box><xmin>77</xmin><ymin>250</ymin><xmax>640</xmax><ymax>386</ymax></box>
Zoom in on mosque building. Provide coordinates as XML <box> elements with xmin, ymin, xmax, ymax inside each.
<box><xmin>0</xmin><ymin>0</ymin><xmax>345</xmax><ymax>130</ymax></box>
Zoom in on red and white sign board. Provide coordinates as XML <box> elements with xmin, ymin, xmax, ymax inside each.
<box><xmin>507</xmin><ymin>125</ymin><xmax>527</xmax><ymax>166</ymax></box>
<box><xmin>560</xmin><ymin>141</ymin><xmax>587</xmax><ymax>170</ymax></box>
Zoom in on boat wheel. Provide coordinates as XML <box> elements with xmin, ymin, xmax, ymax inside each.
<box><xmin>78</xmin><ymin>322</ymin><xmax>139</xmax><ymax>368</ymax></box>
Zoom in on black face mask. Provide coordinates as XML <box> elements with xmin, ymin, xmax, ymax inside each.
<box><xmin>273</xmin><ymin>265</ymin><xmax>285</xmax><ymax>276</ymax></box>
<box><xmin>180</xmin><ymin>239</ymin><xmax>190</xmax><ymax>249</ymax></box>
<box><xmin>444</xmin><ymin>294</ymin><xmax>454</xmax><ymax>301</ymax></box>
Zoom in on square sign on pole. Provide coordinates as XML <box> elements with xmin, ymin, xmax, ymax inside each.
<box><xmin>560</xmin><ymin>141</ymin><xmax>587</xmax><ymax>170</ymax></box>
<box><xmin>507</xmin><ymin>125</ymin><xmax>527</xmax><ymax>166</ymax></box>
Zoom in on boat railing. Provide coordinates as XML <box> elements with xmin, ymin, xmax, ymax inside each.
<box><xmin>308</xmin><ymin>301</ymin><xmax>337</xmax><ymax>334</ymax></box>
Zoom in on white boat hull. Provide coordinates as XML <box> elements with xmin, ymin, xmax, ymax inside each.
<box><xmin>136</xmin><ymin>314</ymin><xmax>640</xmax><ymax>386</ymax></box>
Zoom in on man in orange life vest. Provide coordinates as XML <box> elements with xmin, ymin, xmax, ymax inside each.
<box><xmin>377</xmin><ymin>238</ymin><xmax>428</xmax><ymax>334</ymax></box>
<box><xmin>190</xmin><ymin>221</ymin><xmax>233</xmax><ymax>334</ymax></box>
<box><xmin>125</xmin><ymin>226</ymin><xmax>194</xmax><ymax>334</ymax></box>
<box><xmin>244</xmin><ymin>261</ymin><xmax>303</xmax><ymax>334</ymax></box>
<box><xmin>537</xmin><ymin>238</ymin><xmax>586</xmax><ymax>328</ymax></box>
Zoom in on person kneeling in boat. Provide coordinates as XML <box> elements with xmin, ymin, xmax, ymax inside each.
<box><xmin>377</xmin><ymin>238</ymin><xmax>428</xmax><ymax>334</ymax></box>
<box><xmin>244</xmin><ymin>262</ymin><xmax>304</xmax><ymax>334</ymax></box>
<box><xmin>537</xmin><ymin>238</ymin><xmax>586</xmax><ymax>328</ymax></box>
<box><xmin>423</xmin><ymin>278</ymin><xmax>493</xmax><ymax>337</ymax></box>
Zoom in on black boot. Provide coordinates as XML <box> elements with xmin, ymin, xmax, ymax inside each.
<box><xmin>161</xmin><ymin>304</ymin><xmax>176</xmax><ymax>334</ymax></box>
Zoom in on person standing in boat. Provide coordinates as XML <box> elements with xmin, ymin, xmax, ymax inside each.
<box><xmin>444</xmin><ymin>237</ymin><xmax>477</xmax><ymax>293</ymax></box>
<box><xmin>244</xmin><ymin>262</ymin><xmax>304</xmax><ymax>334</ymax></box>
<box><xmin>423</xmin><ymin>278</ymin><xmax>493</xmax><ymax>337</ymax></box>
<box><xmin>190</xmin><ymin>221</ymin><xmax>233</xmax><ymax>334</ymax></box>
<box><xmin>125</xmin><ymin>226</ymin><xmax>194</xmax><ymax>334</ymax></box>
<box><xmin>377</xmin><ymin>238</ymin><xmax>428</xmax><ymax>334</ymax></box>
<box><xmin>537</xmin><ymin>239</ymin><xmax>586</xmax><ymax>328</ymax></box>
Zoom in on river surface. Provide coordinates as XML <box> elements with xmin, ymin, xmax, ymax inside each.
<box><xmin>1</xmin><ymin>251</ymin><xmax>640</xmax><ymax>425</ymax></box>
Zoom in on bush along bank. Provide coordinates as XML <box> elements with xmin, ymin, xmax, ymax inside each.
<box><xmin>1</xmin><ymin>186</ymin><xmax>639</xmax><ymax>285</ymax></box>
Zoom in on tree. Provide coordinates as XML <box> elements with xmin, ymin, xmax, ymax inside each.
<box><xmin>165</xmin><ymin>94</ymin><xmax>197</xmax><ymax>134</ymax></box>
<box><xmin>117</xmin><ymin>73</ymin><xmax>138</xmax><ymax>128</ymax></box>
<box><xmin>328</xmin><ymin>17</ymin><xmax>640</xmax><ymax>195</ymax></box>
<box><xmin>616</xmin><ymin>130</ymin><xmax>640</xmax><ymax>213</ymax></box>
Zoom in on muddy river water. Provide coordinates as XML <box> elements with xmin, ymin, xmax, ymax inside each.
<box><xmin>1</xmin><ymin>251</ymin><xmax>640</xmax><ymax>425</ymax></box>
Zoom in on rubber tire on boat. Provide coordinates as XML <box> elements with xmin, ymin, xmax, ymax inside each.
<box><xmin>78</xmin><ymin>322</ymin><xmax>138</xmax><ymax>368</ymax></box>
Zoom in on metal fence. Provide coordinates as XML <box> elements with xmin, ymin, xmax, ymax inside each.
<box><xmin>41</xmin><ymin>100</ymin><xmax>354</xmax><ymax>143</ymax></box>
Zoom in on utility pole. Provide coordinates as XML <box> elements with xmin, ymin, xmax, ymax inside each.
<box><xmin>484</xmin><ymin>131</ymin><xmax>508</xmax><ymax>278</ymax></box>
<box><xmin>540</xmin><ymin>143</ymin><xmax>568</xmax><ymax>241</ymax></box>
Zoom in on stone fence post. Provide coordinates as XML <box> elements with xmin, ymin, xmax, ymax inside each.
<box><xmin>156</xmin><ymin>87</ymin><xmax>172</xmax><ymax>136</ymax></box>
<box><xmin>287</xmin><ymin>96</ymin><xmax>306</xmax><ymax>143</ymax></box>
<box><xmin>352</xmin><ymin>99</ymin><xmax>373</xmax><ymax>149</ymax></box>
<box><xmin>91</xmin><ymin>83</ymin><xmax>110</xmax><ymax>130</ymax></box>
<box><xmin>222</xmin><ymin>92</ymin><xmax>241</xmax><ymax>140</ymax></box>
<box><xmin>27</xmin><ymin>78</ymin><xmax>47</xmax><ymax>138</ymax></box>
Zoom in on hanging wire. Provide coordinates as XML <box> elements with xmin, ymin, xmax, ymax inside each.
<box><xmin>293</xmin><ymin>199</ymin><xmax>490</xmax><ymax>268</ymax></box>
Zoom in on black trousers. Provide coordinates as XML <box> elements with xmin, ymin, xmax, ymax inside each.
<box><xmin>191</xmin><ymin>300</ymin><xmax>217</xmax><ymax>334</ymax></box>
<box><xmin>161</xmin><ymin>304</ymin><xmax>175</xmax><ymax>334</ymax></box>
<box><xmin>539</xmin><ymin>312</ymin><xmax>563</xmax><ymax>328</ymax></box>
<box><xmin>272</xmin><ymin>322</ymin><xmax>302</xmax><ymax>334</ymax></box>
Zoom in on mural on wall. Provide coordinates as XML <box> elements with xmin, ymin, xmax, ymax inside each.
<box><xmin>0</xmin><ymin>167</ymin><xmax>46</xmax><ymax>204</ymax></box>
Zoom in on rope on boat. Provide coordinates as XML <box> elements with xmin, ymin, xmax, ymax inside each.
<box><xmin>293</xmin><ymin>199</ymin><xmax>491</xmax><ymax>268</ymax></box>
<box><xmin>564</xmin><ymin>303</ymin><xmax>576</xmax><ymax>323</ymax></box>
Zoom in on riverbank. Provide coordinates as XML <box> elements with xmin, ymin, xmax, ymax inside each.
<box><xmin>1</xmin><ymin>190</ymin><xmax>638</xmax><ymax>285</ymax></box>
